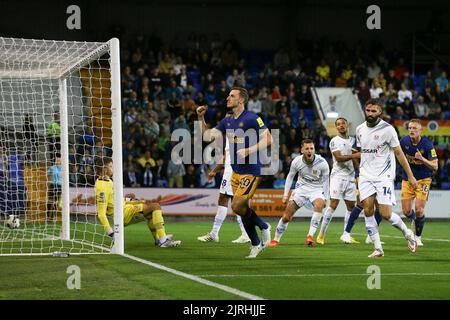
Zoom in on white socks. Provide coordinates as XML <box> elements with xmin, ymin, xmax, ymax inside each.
<box><xmin>344</xmin><ymin>210</ymin><xmax>351</xmax><ymax>232</ymax></box>
<box><xmin>274</xmin><ymin>218</ymin><xmax>289</xmax><ymax>242</ymax></box>
<box><xmin>211</xmin><ymin>206</ymin><xmax>228</xmax><ymax>237</ymax></box>
<box><xmin>308</xmin><ymin>211</ymin><xmax>323</xmax><ymax>237</ymax></box>
<box><xmin>319</xmin><ymin>207</ymin><xmax>334</xmax><ymax>236</ymax></box>
<box><xmin>388</xmin><ymin>212</ymin><xmax>408</xmax><ymax>236</ymax></box>
<box><xmin>365</xmin><ymin>214</ymin><xmax>382</xmax><ymax>250</ymax></box>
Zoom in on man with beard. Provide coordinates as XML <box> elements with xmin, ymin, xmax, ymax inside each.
<box><xmin>356</xmin><ymin>98</ymin><xmax>418</xmax><ymax>258</ymax></box>
<box><xmin>269</xmin><ymin>139</ymin><xmax>330</xmax><ymax>247</ymax></box>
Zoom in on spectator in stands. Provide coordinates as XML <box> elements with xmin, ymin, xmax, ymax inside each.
<box><xmin>153</xmin><ymin>158</ymin><xmax>168</xmax><ymax>187</ymax></box>
<box><xmin>435</xmin><ymin>71</ymin><xmax>449</xmax><ymax>92</ymax></box>
<box><xmin>370</xmin><ymin>79</ymin><xmax>384</xmax><ymax>98</ymax></box>
<box><xmin>247</xmin><ymin>94</ymin><xmax>262</xmax><ymax>114</ymax></box>
<box><xmin>392</xmin><ymin>106</ymin><xmax>408</xmax><ymax>120</ymax></box>
<box><xmin>124</xmin><ymin>106</ymin><xmax>139</xmax><ymax>125</ymax></box>
<box><xmin>173</xmin><ymin>114</ymin><xmax>190</xmax><ymax>131</ymax></box>
<box><xmin>428</xmin><ymin>95</ymin><xmax>442</xmax><ymax>119</ymax></box>
<box><xmin>145</xmin><ymin>100</ymin><xmax>159</xmax><ymax>122</ymax></box>
<box><xmin>123</xmin><ymin>164</ymin><xmax>141</xmax><ymax>187</ymax></box>
<box><xmin>271</xmin><ymin>85</ymin><xmax>282</xmax><ymax>102</ymax></box>
<box><xmin>414</xmin><ymin>96</ymin><xmax>429</xmax><ymax>119</ymax></box>
<box><xmin>167</xmin><ymin>90</ymin><xmax>183</xmax><ymax>117</ymax></box>
<box><xmin>423</xmin><ymin>70</ymin><xmax>436</xmax><ymax>89</ymax></box>
<box><xmin>367</xmin><ymin>61</ymin><xmax>381</xmax><ymax>82</ymax></box>
<box><xmin>125</xmin><ymin>91</ymin><xmax>141</xmax><ymax>110</ymax></box>
<box><xmin>142</xmin><ymin>115</ymin><xmax>160</xmax><ymax>141</ymax></box>
<box><xmin>398</xmin><ymin>83</ymin><xmax>413</xmax><ymax>103</ymax></box>
<box><xmin>402</xmin><ymin>98</ymin><xmax>414</xmax><ymax>118</ymax></box>
<box><xmin>220</xmin><ymin>42</ymin><xmax>239</xmax><ymax>71</ymax></box>
<box><xmin>141</xmin><ymin>162</ymin><xmax>154</xmax><ymax>187</ymax></box>
<box><xmin>356</xmin><ymin>80</ymin><xmax>370</xmax><ymax>105</ymax></box>
<box><xmin>137</xmin><ymin>150</ymin><xmax>156</xmax><ymax>169</ymax></box>
<box><xmin>254</xmin><ymin>71</ymin><xmax>268</xmax><ymax>90</ymax></box>
<box><xmin>316</xmin><ymin>59</ymin><xmax>330</xmax><ymax>80</ymax></box>
<box><xmin>167</xmin><ymin>159</ymin><xmax>185</xmax><ymax>188</ymax></box>
<box><xmin>335</xmin><ymin>72</ymin><xmax>348</xmax><ymax>88</ymax></box>
<box><xmin>183</xmin><ymin>164</ymin><xmax>199</xmax><ymax>188</ymax></box>
<box><xmin>399</xmin><ymin>71</ymin><xmax>415</xmax><ymax>90</ymax></box>
<box><xmin>158</xmin><ymin>53</ymin><xmax>175</xmax><ymax>74</ymax></box>
<box><xmin>123</xmin><ymin>141</ymin><xmax>137</xmax><ymax>160</ymax></box>
<box><xmin>312</xmin><ymin>118</ymin><xmax>326</xmax><ymax>138</ymax></box>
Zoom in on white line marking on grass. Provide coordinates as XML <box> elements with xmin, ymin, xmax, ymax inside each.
<box><xmin>200</xmin><ymin>272</ymin><xmax>450</xmax><ymax>278</ymax></box>
<box><xmin>353</xmin><ymin>233</ymin><xmax>450</xmax><ymax>243</ymax></box>
<box><xmin>122</xmin><ymin>253</ymin><xmax>265</xmax><ymax>300</ymax></box>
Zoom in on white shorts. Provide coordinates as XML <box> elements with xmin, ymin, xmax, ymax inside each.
<box><xmin>329</xmin><ymin>176</ymin><xmax>356</xmax><ymax>201</ymax></box>
<box><xmin>289</xmin><ymin>188</ymin><xmax>325</xmax><ymax>208</ymax></box>
<box><xmin>219</xmin><ymin>166</ymin><xmax>233</xmax><ymax>196</ymax></box>
<box><xmin>358</xmin><ymin>177</ymin><xmax>396</xmax><ymax>206</ymax></box>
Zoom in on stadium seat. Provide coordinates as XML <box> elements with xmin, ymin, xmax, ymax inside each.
<box><xmin>440</xmin><ymin>182</ymin><xmax>450</xmax><ymax>190</ymax></box>
<box><xmin>445</xmin><ymin>111</ymin><xmax>450</xmax><ymax>120</ymax></box>
<box><xmin>303</xmin><ymin>109</ymin><xmax>316</xmax><ymax>123</ymax></box>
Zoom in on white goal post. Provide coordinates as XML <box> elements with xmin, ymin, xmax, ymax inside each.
<box><xmin>0</xmin><ymin>37</ymin><xmax>123</xmax><ymax>256</ymax></box>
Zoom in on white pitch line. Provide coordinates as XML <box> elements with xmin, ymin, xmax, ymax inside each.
<box><xmin>353</xmin><ymin>233</ymin><xmax>450</xmax><ymax>243</ymax></box>
<box><xmin>122</xmin><ymin>253</ymin><xmax>264</xmax><ymax>300</ymax></box>
<box><xmin>200</xmin><ymin>272</ymin><xmax>450</xmax><ymax>278</ymax></box>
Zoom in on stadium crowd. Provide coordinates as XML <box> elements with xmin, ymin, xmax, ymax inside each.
<box><xmin>71</xmin><ymin>33</ymin><xmax>450</xmax><ymax>189</ymax></box>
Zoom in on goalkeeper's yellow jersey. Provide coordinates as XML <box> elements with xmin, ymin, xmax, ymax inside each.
<box><xmin>94</xmin><ymin>177</ymin><xmax>114</xmax><ymax>232</ymax></box>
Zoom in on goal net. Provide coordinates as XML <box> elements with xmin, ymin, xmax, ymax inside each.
<box><xmin>0</xmin><ymin>37</ymin><xmax>124</xmax><ymax>256</ymax></box>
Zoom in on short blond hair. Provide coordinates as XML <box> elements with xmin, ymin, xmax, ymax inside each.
<box><xmin>408</xmin><ymin>119</ymin><xmax>422</xmax><ymax>128</ymax></box>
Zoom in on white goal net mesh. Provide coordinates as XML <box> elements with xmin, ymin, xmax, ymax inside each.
<box><xmin>0</xmin><ymin>37</ymin><xmax>121</xmax><ymax>255</ymax></box>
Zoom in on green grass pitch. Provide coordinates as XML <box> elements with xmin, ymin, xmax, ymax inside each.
<box><xmin>1</xmin><ymin>219</ymin><xmax>450</xmax><ymax>300</ymax></box>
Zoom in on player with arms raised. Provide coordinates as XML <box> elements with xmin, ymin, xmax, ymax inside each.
<box><xmin>400</xmin><ymin>119</ymin><xmax>438</xmax><ymax>247</ymax></box>
<box><xmin>95</xmin><ymin>158</ymin><xmax>181</xmax><ymax>247</ymax></box>
<box><xmin>197</xmin><ymin>87</ymin><xmax>272</xmax><ymax>258</ymax></box>
<box><xmin>197</xmin><ymin>137</ymin><xmax>250</xmax><ymax>243</ymax></box>
<box><xmin>316</xmin><ymin>118</ymin><xmax>360</xmax><ymax>244</ymax></box>
<box><xmin>270</xmin><ymin>139</ymin><xmax>330</xmax><ymax>246</ymax></box>
<box><xmin>357</xmin><ymin>99</ymin><xmax>417</xmax><ymax>258</ymax></box>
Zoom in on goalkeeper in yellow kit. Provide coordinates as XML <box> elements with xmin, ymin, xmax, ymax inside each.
<box><xmin>95</xmin><ymin>158</ymin><xmax>181</xmax><ymax>247</ymax></box>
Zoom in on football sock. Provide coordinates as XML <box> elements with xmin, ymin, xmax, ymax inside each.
<box><xmin>152</xmin><ymin>209</ymin><xmax>167</xmax><ymax>241</ymax></box>
<box><xmin>211</xmin><ymin>206</ymin><xmax>228</xmax><ymax>237</ymax></box>
<box><xmin>147</xmin><ymin>218</ymin><xmax>158</xmax><ymax>242</ymax></box>
<box><xmin>409</xmin><ymin>209</ymin><xmax>417</xmax><ymax>221</ymax></box>
<box><xmin>236</xmin><ymin>215</ymin><xmax>248</xmax><ymax>236</ymax></box>
<box><xmin>388</xmin><ymin>212</ymin><xmax>408</xmax><ymax>236</ymax></box>
<box><xmin>415</xmin><ymin>215</ymin><xmax>425</xmax><ymax>237</ymax></box>
<box><xmin>319</xmin><ymin>207</ymin><xmax>334</xmax><ymax>236</ymax></box>
<box><xmin>365</xmin><ymin>215</ymin><xmax>382</xmax><ymax>250</ymax></box>
<box><xmin>242</xmin><ymin>211</ymin><xmax>260</xmax><ymax>246</ymax></box>
<box><xmin>344</xmin><ymin>210</ymin><xmax>351</xmax><ymax>232</ymax></box>
<box><xmin>274</xmin><ymin>218</ymin><xmax>289</xmax><ymax>242</ymax></box>
<box><xmin>345</xmin><ymin>205</ymin><xmax>363</xmax><ymax>233</ymax></box>
<box><xmin>308</xmin><ymin>211</ymin><xmax>323</xmax><ymax>237</ymax></box>
<box><xmin>248</xmin><ymin>207</ymin><xmax>268</xmax><ymax>230</ymax></box>
<box><xmin>374</xmin><ymin>208</ymin><xmax>382</xmax><ymax>226</ymax></box>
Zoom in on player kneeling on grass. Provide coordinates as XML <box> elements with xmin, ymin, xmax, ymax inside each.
<box><xmin>270</xmin><ymin>139</ymin><xmax>330</xmax><ymax>247</ymax></box>
<box><xmin>95</xmin><ymin>158</ymin><xmax>181</xmax><ymax>248</ymax></box>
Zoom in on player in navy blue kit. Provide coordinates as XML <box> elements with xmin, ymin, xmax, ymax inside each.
<box><xmin>197</xmin><ymin>87</ymin><xmax>273</xmax><ymax>258</ymax></box>
<box><xmin>400</xmin><ymin>119</ymin><xmax>438</xmax><ymax>247</ymax></box>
